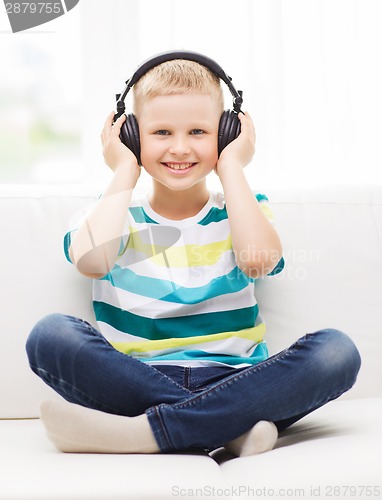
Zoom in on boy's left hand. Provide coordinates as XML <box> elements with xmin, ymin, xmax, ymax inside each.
<box><xmin>215</xmin><ymin>112</ymin><xmax>256</xmax><ymax>176</ymax></box>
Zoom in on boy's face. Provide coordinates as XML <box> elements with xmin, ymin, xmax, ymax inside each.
<box><xmin>138</xmin><ymin>93</ymin><xmax>220</xmax><ymax>192</ymax></box>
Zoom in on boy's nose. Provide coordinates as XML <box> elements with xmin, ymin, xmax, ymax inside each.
<box><xmin>168</xmin><ymin>136</ymin><xmax>191</xmax><ymax>156</ymax></box>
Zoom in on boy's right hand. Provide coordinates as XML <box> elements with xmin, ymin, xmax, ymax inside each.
<box><xmin>101</xmin><ymin>112</ymin><xmax>140</xmax><ymax>176</ymax></box>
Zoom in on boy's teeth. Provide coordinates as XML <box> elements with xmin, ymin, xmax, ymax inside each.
<box><xmin>166</xmin><ymin>163</ymin><xmax>193</xmax><ymax>170</ymax></box>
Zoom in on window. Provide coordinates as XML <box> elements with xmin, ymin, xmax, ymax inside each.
<box><xmin>0</xmin><ymin>6</ymin><xmax>81</xmax><ymax>183</ymax></box>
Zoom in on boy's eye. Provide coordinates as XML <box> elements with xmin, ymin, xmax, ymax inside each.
<box><xmin>190</xmin><ymin>129</ymin><xmax>205</xmax><ymax>135</ymax></box>
<box><xmin>155</xmin><ymin>130</ymin><xmax>170</xmax><ymax>136</ymax></box>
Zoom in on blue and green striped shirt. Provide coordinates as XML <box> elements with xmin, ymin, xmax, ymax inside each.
<box><xmin>64</xmin><ymin>191</ymin><xmax>284</xmax><ymax>368</ymax></box>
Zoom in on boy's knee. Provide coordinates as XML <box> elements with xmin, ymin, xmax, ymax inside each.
<box><xmin>314</xmin><ymin>328</ymin><xmax>361</xmax><ymax>387</ymax></box>
<box><xmin>323</xmin><ymin>328</ymin><xmax>360</xmax><ymax>365</ymax></box>
<box><xmin>26</xmin><ymin>313</ymin><xmax>70</xmax><ymax>364</ymax></box>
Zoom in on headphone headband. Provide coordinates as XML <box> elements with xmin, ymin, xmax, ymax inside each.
<box><xmin>116</xmin><ymin>50</ymin><xmax>243</xmax><ymax>118</ymax></box>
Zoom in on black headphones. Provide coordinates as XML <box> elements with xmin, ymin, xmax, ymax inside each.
<box><xmin>114</xmin><ymin>50</ymin><xmax>244</xmax><ymax>165</ymax></box>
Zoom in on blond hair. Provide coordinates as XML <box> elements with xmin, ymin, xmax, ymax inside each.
<box><xmin>133</xmin><ymin>59</ymin><xmax>224</xmax><ymax>116</ymax></box>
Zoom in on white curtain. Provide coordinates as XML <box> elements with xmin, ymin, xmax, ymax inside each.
<box><xmin>81</xmin><ymin>0</ymin><xmax>382</xmax><ymax>189</ymax></box>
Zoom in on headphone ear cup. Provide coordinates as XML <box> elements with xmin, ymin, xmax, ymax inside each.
<box><xmin>119</xmin><ymin>113</ymin><xmax>141</xmax><ymax>165</ymax></box>
<box><xmin>218</xmin><ymin>110</ymin><xmax>241</xmax><ymax>157</ymax></box>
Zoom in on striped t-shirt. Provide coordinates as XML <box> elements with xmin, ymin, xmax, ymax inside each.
<box><xmin>64</xmin><ymin>191</ymin><xmax>284</xmax><ymax>368</ymax></box>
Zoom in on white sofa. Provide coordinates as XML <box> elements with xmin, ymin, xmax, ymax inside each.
<box><xmin>1</xmin><ymin>183</ymin><xmax>381</xmax><ymax>500</ymax></box>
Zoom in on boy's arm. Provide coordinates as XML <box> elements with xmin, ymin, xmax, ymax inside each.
<box><xmin>69</xmin><ymin>113</ymin><xmax>140</xmax><ymax>278</ymax></box>
<box><xmin>216</xmin><ymin>113</ymin><xmax>283</xmax><ymax>279</ymax></box>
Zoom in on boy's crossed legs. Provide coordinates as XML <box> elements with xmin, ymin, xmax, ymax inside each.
<box><xmin>26</xmin><ymin>314</ymin><xmax>360</xmax><ymax>455</ymax></box>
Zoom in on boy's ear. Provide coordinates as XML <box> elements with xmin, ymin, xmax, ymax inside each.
<box><xmin>119</xmin><ymin>113</ymin><xmax>142</xmax><ymax>165</ymax></box>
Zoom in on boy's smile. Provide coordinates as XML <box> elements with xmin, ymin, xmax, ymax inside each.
<box><xmin>138</xmin><ymin>93</ymin><xmax>221</xmax><ymax>192</ymax></box>
<box><xmin>162</xmin><ymin>162</ymin><xmax>196</xmax><ymax>174</ymax></box>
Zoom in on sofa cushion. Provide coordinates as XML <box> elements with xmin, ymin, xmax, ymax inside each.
<box><xmin>218</xmin><ymin>398</ymin><xmax>382</xmax><ymax>496</ymax></box>
<box><xmin>0</xmin><ymin>398</ymin><xmax>380</xmax><ymax>499</ymax></box>
<box><xmin>0</xmin><ymin>418</ymin><xmax>221</xmax><ymax>500</ymax></box>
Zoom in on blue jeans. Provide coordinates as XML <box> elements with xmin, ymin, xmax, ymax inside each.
<box><xmin>26</xmin><ymin>313</ymin><xmax>361</xmax><ymax>452</ymax></box>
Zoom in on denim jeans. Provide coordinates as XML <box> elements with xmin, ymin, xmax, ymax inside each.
<box><xmin>26</xmin><ymin>313</ymin><xmax>361</xmax><ymax>452</ymax></box>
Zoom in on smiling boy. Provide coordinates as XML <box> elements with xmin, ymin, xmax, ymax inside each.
<box><xmin>26</xmin><ymin>55</ymin><xmax>360</xmax><ymax>456</ymax></box>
